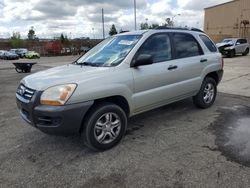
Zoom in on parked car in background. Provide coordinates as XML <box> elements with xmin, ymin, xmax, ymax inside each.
<box><xmin>60</xmin><ymin>47</ymin><xmax>71</xmax><ymax>55</ymax></box>
<box><xmin>17</xmin><ymin>48</ymin><xmax>28</xmax><ymax>58</ymax></box>
<box><xmin>216</xmin><ymin>38</ymin><xmax>249</xmax><ymax>57</ymax></box>
<box><xmin>9</xmin><ymin>49</ymin><xmax>18</xmax><ymax>55</ymax></box>
<box><xmin>0</xmin><ymin>50</ymin><xmax>19</xmax><ymax>60</ymax></box>
<box><xmin>10</xmin><ymin>48</ymin><xmax>28</xmax><ymax>58</ymax></box>
<box><xmin>80</xmin><ymin>46</ymin><xmax>90</xmax><ymax>54</ymax></box>
<box><xmin>25</xmin><ymin>51</ymin><xmax>40</xmax><ymax>59</ymax></box>
<box><xmin>0</xmin><ymin>50</ymin><xmax>4</xmax><ymax>59</ymax></box>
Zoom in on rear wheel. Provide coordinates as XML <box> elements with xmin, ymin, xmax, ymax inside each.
<box><xmin>15</xmin><ymin>68</ymin><xmax>22</xmax><ymax>73</ymax></box>
<box><xmin>82</xmin><ymin>103</ymin><xmax>127</xmax><ymax>151</ymax></box>
<box><xmin>193</xmin><ymin>77</ymin><xmax>217</xmax><ymax>109</ymax></box>
<box><xmin>243</xmin><ymin>48</ymin><xmax>249</xmax><ymax>56</ymax></box>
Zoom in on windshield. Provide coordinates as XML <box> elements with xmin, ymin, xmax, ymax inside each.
<box><xmin>222</xmin><ymin>39</ymin><xmax>233</xmax><ymax>44</ymax></box>
<box><xmin>74</xmin><ymin>35</ymin><xmax>142</xmax><ymax>67</ymax></box>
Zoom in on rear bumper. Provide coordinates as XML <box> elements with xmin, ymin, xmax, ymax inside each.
<box><xmin>16</xmin><ymin>92</ymin><xmax>94</xmax><ymax>135</ymax></box>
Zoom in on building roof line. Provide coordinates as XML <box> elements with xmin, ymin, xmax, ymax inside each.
<box><xmin>204</xmin><ymin>0</ymin><xmax>238</xmax><ymax>10</ymax></box>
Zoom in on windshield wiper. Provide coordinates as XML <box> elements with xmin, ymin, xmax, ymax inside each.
<box><xmin>77</xmin><ymin>62</ymin><xmax>92</xmax><ymax>66</ymax></box>
<box><xmin>74</xmin><ymin>62</ymin><xmax>101</xmax><ymax>67</ymax></box>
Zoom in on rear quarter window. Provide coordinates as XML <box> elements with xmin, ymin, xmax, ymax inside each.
<box><xmin>199</xmin><ymin>35</ymin><xmax>217</xmax><ymax>52</ymax></box>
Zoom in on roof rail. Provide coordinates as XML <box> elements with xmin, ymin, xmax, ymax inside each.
<box><xmin>155</xmin><ymin>26</ymin><xmax>204</xmax><ymax>33</ymax></box>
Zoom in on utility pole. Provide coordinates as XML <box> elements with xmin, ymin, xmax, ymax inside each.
<box><xmin>102</xmin><ymin>8</ymin><xmax>105</xmax><ymax>39</ymax></box>
<box><xmin>134</xmin><ymin>0</ymin><xmax>137</xmax><ymax>30</ymax></box>
<box><xmin>92</xmin><ymin>28</ymin><xmax>95</xmax><ymax>39</ymax></box>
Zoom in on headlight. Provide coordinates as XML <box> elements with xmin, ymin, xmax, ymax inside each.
<box><xmin>40</xmin><ymin>84</ymin><xmax>77</xmax><ymax>105</ymax></box>
<box><xmin>224</xmin><ymin>46</ymin><xmax>234</xmax><ymax>50</ymax></box>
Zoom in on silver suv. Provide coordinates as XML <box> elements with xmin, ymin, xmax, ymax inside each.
<box><xmin>16</xmin><ymin>28</ymin><xmax>224</xmax><ymax>151</ymax></box>
<box><xmin>216</xmin><ymin>38</ymin><xmax>249</xmax><ymax>57</ymax></box>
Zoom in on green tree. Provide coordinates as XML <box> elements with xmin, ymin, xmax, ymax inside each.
<box><xmin>10</xmin><ymin>32</ymin><xmax>23</xmax><ymax>48</ymax></box>
<box><xmin>140</xmin><ymin>22</ymin><xmax>159</xmax><ymax>30</ymax></box>
<box><xmin>60</xmin><ymin>33</ymin><xmax>65</xmax><ymax>43</ymax></box>
<box><xmin>64</xmin><ymin>35</ymin><xmax>70</xmax><ymax>46</ymax></box>
<box><xmin>109</xmin><ymin>24</ymin><xmax>118</xmax><ymax>36</ymax></box>
<box><xmin>149</xmin><ymin>23</ymin><xmax>159</xmax><ymax>29</ymax></box>
<box><xmin>60</xmin><ymin>33</ymin><xmax>70</xmax><ymax>47</ymax></box>
<box><xmin>140</xmin><ymin>22</ymin><xmax>149</xmax><ymax>30</ymax></box>
<box><xmin>164</xmin><ymin>18</ymin><xmax>174</xmax><ymax>27</ymax></box>
<box><xmin>28</xmin><ymin>26</ymin><xmax>35</xmax><ymax>40</ymax></box>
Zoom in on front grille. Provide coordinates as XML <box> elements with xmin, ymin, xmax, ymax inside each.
<box><xmin>16</xmin><ymin>84</ymin><xmax>36</xmax><ymax>101</ymax></box>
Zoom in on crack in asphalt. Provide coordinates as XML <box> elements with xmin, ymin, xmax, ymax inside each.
<box><xmin>223</xmin><ymin>73</ymin><xmax>250</xmax><ymax>83</ymax></box>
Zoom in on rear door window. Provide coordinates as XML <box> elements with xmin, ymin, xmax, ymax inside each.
<box><xmin>173</xmin><ymin>33</ymin><xmax>203</xmax><ymax>59</ymax></box>
<box><xmin>200</xmin><ymin>35</ymin><xmax>217</xmax><ymax>52</ymax></box>
<box><xmin>239</xmin><ymin>39</ymin><xmax>247</xmax><ymax>44</ymax></box>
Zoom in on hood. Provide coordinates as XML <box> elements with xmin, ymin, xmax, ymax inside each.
<box><xmin>21</xmin><ymin>64</ymin><xmax>113</xmax><ymax>91</ymax></box>
<box><xmin>216</xmin><ymin>42</ymin><xmax>233</xmax><ymax>48</ymax></box>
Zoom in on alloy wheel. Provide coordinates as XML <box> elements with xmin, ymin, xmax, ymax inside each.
<box><xmin>203</xmin><ymin>83</ymin><xmax>215</xmax><ymax>104</ymax></box>
<box><xmin>94</xmin><ymin>112</ymin><xmax>121</xmax><ymax>144</ymax></box>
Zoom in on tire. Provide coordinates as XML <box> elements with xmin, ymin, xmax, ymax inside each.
<box><xmin>15</xmin><ymin>68</ymin><xmax>22</xmax><ymax>73</ymax></box>
<box><xmin>228</xmin><ymin>50</ymin><xmax>235</xmax><ymax>58</ymax></box>
<box><xmin>193</xmin><ymin>77</ymin><xmax>217</xmax><ymax>109</ymax></box>
<box><xmin>82</xmin><ymin>103</ymin><xmax>127</xmax><ymax>151</ymax></box>
<box><xmin>242</xmin><ymin>48</ymin><xmax>249</xmax><ymax>56</ymax></box>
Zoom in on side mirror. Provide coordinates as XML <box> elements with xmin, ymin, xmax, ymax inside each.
<box><xmin>131</xmin><ymin>54</ymin><xmax>153</xmax><ymax>67</ymax></box>
<box><xmin>236</xmin><ymin>42</ymin><xmax>240</xmax><ymax>45</ymax></box>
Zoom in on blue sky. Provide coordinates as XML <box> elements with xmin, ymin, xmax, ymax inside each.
<box><xmin>170</xmin><ymin>0</ymin><xmax>178</xmax><ymax>8</ymax></box>
<box><xmin>0</xmin><ymin>0</ymin><xmax>230</xmax><ymax>39</ymax></box>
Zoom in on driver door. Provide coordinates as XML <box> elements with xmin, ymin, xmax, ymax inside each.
<box><xmin>131</xmin><ymin>33</ymin><xmax>177</xmax><ymax>112</ymax></box>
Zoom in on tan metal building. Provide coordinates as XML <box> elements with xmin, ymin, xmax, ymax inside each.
<box><xmin>204</xmin><ymin>0</ymin><xmax>250</xmax><ymax>43</ymax></box>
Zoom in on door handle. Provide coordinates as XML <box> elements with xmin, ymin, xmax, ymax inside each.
<box><xmin>200</xmin><ymin>58</ymin><xmax>208</xmax><ymax>63</ymax></box>
<box><xmin>168</xmin><ymin>65</ymin><xmax>178</xmax><ymax>70</ymax></box>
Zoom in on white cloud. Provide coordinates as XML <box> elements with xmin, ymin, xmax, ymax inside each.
<box><xmin>183</xmin><ymin>0</ymin><xmax>231</xmax><ymax>10</ymax></box>
<box><xmin>0</xmin><ymin>0</ymin><xmax>231</xmax><ymax>39</ymax></box>
<box><xmin>177</xmin><ymin>0</ymin><xmax>191</xmax><ymax>8</ymax></box>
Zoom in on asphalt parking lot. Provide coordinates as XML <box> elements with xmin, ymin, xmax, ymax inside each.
<box><xmin>0</xmin><ymin>55</ymin><xmax>250</xmax><ymax>187</ymax></box>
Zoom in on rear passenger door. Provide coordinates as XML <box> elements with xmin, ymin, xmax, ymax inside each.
<box><xmin>168</xmin><ymin>33</ymin><xmax>206</xmax><ymax>96</ymax></box>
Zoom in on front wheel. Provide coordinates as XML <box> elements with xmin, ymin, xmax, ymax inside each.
<box><xmin>228</xmin><ymin>50</ymin><xmax>235</xmax><ymax>58</ymax></box>
<box><xmin>193</xmin><ymin>77</ymin><xmax>217</xmax><ymax>109</ymax></box>
<box><xmin>82</xmin><ymin>103</ymin><xmax>127</xmax><ymax>151</ymax></box>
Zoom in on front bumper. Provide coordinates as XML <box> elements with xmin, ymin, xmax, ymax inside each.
<box><xmin>218</xmin><ymin>47</ymin><xmax>234</xmax><ymax>56</ymax></box>
<box><xmin>16</xmin><ymin>91</ymin><xmax>94</xmax><ymax>135</ymax></box>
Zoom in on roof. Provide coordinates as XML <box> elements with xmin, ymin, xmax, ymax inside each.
<box><xmin>117</xmin><ymin>27</ymin><xmax>204</xmax><ymax>36</ymax></box>
<box><xmin>155</xmin><ymin>26</ymin><xmax>204</xmax><ymax>33</ymax></box>
<box><xmin>223</xmin><ymin>38</ymin><xmax>245</xmax><ymax>40</ymax></box>
<box><xmin>205</xmin><ymin>0</ymin><xmax>237</xmax><ymax>10</ymax></box>
<box><xmin>117</xmin><ymin>30</ymin><xmax>148</xmax><ymax>36</ymax></box>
